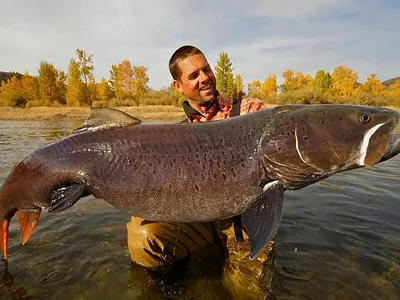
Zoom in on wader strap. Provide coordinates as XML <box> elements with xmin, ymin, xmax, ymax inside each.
<box><xmin>230</xmin><ymin>98</ymin><xmax>242</xmax><ymax>117</ymax></box>
<box><xmin>230</xmin><ymin>98</ymin><xmax>245</xmax><ymax>242</ymax></box>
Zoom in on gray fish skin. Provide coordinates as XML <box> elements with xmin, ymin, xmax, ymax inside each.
<box><xmin>0</xmin><ymin>104</ymin><xmax>399</xmax><ymax>223</ymax></box>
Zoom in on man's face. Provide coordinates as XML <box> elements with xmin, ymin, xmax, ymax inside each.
<box><xmin>173</xmin><ymin>54</ymin><xmax>217</xmax><ymax>105</ymax></box>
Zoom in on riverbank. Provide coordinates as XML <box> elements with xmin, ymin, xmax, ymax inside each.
<box><xmin>0</xmin><ymin>103</ymin><xmax>396</xmax><ymax>122</ymax></box>
<box><xmin>0</xmin><ymin>106</ymin><xmax>187</xmax><ymax>122</ymax></box>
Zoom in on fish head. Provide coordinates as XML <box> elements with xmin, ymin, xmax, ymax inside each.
<box><xmin>260</xmin><ymin>104</ymin><xmax>400</xmax><ymax>189</ymax></box>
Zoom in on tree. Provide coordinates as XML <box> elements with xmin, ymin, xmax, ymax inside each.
<box><xmin>247</xmin><ymin>80</ymin><xmax>261</xmax><ymax>98</ymax></box>
<box><xmin>354</xmin><ymin>73</ymin><xmax>386</xmax><ymax>96</ymax></box>
<box><xmin>389</xmin><ymin>79</ymin><xmax>400</xmax><ymax>97</ymax></box>
<box><xmin>279</xmin><ymin>70</ymin><xmax>312</xmax><ymax>92</ymax></box>
<box><xmin>109</xmin><ymin>60</ymin><xmax>149</xmax><ymax>104</ymax></box>
<box><xmin>110</xmin><ymin>60</ymin><xmax>134</xmax><ymax>101</ymax></box>
<box><xmin>133</xmin><ymin>65</ymin><xmax>150</xmax><ymax>102</ymax></box>
<box><xmin>56</xmin><ymin>70</ymin><xmax>67</xmax><ymax>104</ymax></box>
<box><xmin>38</xmin><ymin>61</ymin><xmax>59</xmax><ymax>105</ymax></box>
<box><xmin>75</xmin><ymin>49</ymin><xmax>96</xmax><ymax>105</ymax></box>
<box><xmin>76</xmin><ymin>49</ymin><xmax>94</xmax><ymax>85</ymax></box>
<box><xmin>66</xmin><ymin>59</ymin><xmax>86</xmax><ymax>106</ymax></box>
<box><xmin>233</xmin><ymin>74</ymin><xmax>244</xmax><ymax>99</ymax></box>
<box><xmin>260</xmin><ymin>75</ymin><xmax>277</xmax><ymax>100</ymax></box>
<box><xmin>309</xmin><ymin>70</ymin><xmax>332</xmax><ymax>93</ymax></box>
<box><xmin>0</xmin><ymin>76</ymin><xmax>27</xmax><ymax>107</ymax></box>
<box><xmin>0</xmin><ymin>76</ymin><xmax>22</xmax><ymax>95</ymax></box>
<box><xmin>215</xmin><ymin>52</ymin><xmax>235</xmax><ymax>98</ymax></box>
<box><xmin>97</xmin><ymin>78</ymin><xmax>114</xmax><ymax>102</ymax></box>
<box><xmin>0</xmin><ymin>71</ymin><xmax>23</xmax><ymax>86</ymax></box>
<box><xmin>331</xmin><ymin>65</ymin><xmax>358</xmax><ymax>97</ymax></box>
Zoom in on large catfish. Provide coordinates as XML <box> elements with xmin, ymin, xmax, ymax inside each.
<box><xmin>0</xmin><ymin>105</ymin><xmax>399</xmax><ymax>260</ymax></box>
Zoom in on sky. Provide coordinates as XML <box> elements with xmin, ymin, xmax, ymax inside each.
<box><xmin>0</xmin><ymin>0</ymin><xmax>399</xmax><ymax>90</ymax></box>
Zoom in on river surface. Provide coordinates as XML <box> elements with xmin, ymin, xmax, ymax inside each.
<box><xmin>0</xmin><ymin>120</ymin><xmax>399</xmax><ymax>300</ymax></box>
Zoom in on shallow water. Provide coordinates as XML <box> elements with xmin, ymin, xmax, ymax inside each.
<box><xmin>0</xmin><ymin>120</ymin><xmax>399</xmax><ymax>300</ymax></box>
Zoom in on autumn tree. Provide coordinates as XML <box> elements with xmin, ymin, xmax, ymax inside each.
<box><xmin>55</xmin><ymin>70</ymin><xmax>67</xmax><ymax>105</ymax></box>
<box><xmin>75</xmin><ymin>49</ymin><xmax>96</xmax><ymax>105</ymax></box>
<box><xmin>247</xmin><ymin>80</ymin><xmax>261</xmax><ymax>98</ymax></box>
<box><xmin>280</xmin><ymin>70</ymin><xmax>312</xmax><ymax>92</ymax></box>
<box><xmin>109</xmin><ymin>64</ymin><xmax>119</xmax><ymax>98</ymax></box>
<box><xmin>354</xmin><ymin>73</ymin><xmax>386</xmax><ymax>96</ymax></box>
<box><xmin>389</xmin><ymin>79</ymin><xmax>400</xmax><ymax>97</ymax></box>
<box><xmin>309</xmin><ymin>70</ymin><xmax>332</xmax><ymax>93</ymax></box>
<box><xmin>0</xmin><ymin>72</ymin><xmax>22</xmax><ymax>86</ymax></box>
<box><xmin>76</xmin><ymin>49</ymin><xmax>94</xmax><ymax>85</ymax></box>
<box><xmin>97</xmin><ymin>78</ymin><xmax>114</xmax><ymax>103</ymax></box>
<box><xmin>66</xmin><ymin>59</ymin><xmax>86</xmax><ymax>106</ymax></box>
<box><xmin>0</xmin><ymin>76</ymin><xmax>27</xmax><ymax>106</ymax></box>
<box><xmin>330</xmin><ymin>65</ymin><xmax>358</xmax><ymax>97</ymax></box>
<box><xmin>133</xmin><ymin>66</ymin><xmax>149</xmax><ymax>99</ymax></box>
<box><xmin>260</xmin><ymin>75</ymin><xmax>277</xmax><ymax>100</ymax></box>
<box><xmin>109</xmin><ymin>60</ymin><xmax>149</xmax><ymax>105</ymax></box>
<box><xmin>233</xmin><ymin>74</ymin><xmax>244</xmax><ymax>99</ymax></box>
<box><xmin>110</xmin><ymin>60</ymin><xmax>134</xmax><ymax>101</ymax></box>
<box><xmin>38</xmin><ymin>61</ymin><xmax>60</xmax><ymax>105</ymax></box>
<box><xmin>215</xmin><ymin>52</ymin><xmax>234</xmax><ymax>98</ymax></box>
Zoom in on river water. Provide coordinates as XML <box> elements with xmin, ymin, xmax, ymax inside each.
<box><xmin>0</xmin><ymin>120</ymin><xmax>399</xmax><ymax>300</ymax></box>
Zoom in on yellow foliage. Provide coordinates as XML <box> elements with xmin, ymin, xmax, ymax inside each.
<box><xmin>38</xmin><ymin>61</ymin><xmax>61</xmax><ymax>105</ymax></box>
<box><xmin>0</xmin><ymin>74</ymin><xmax>39</xmax><ymax>106</ymax></box>
<box><xmin>260</xmin><ymin>75</ymin><xmax>277</xmax><ymax>100</ymax></box>
<box><xmin>354</xmin><ymin>73</ymin><xmax>386</xmax><ymax>96</ymax></box>
<box><xmin>331</xmin><ymin>65</ymin><xmax>358</xmax><ymax>97</ymax></box>
<box><xmin>109</xmin><ymin>60</ymin><xmax>149</xmax><ymax>104</ymax></box>
<box><xmin>233</xmin><ymin>74</ymin><xmax>244</xmax><ymax>99</ymax></box>
<box><xmin>389</xmin><ymin>79</ymin><xmax>400</xmax><ymax>97</ymax></box>
<box><xmin>247</xmin><ymin>80</ymin><xmax>261</xmax><ymax>98</ymax></box>
<box><xmin>97</xmin><ymin>78</ymin><xmax>114</xmax><ymax>102</ymax></box>
<box><xmin>281</xmin><ymin>70</ymin><xmax>312</xmax><ymax>92</ymax></box>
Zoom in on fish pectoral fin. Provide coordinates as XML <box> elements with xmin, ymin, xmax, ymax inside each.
<box><xmin>72</xmin><ymin>107</ymin><xmax>142</xmax><ymax>134</ymax></box>
<box><xmin>242</xmin><ymin>180</ymin><xmax>284</xmax><ymax>260</ymax></box>
<box><xmin>48</xmin><ymin>184</ymin><xmax>92</xmax><ymax>212</ymax></box>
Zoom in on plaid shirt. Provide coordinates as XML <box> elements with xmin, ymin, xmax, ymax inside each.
<box><xmin>183</xmin><ymin>93</ymin><xmax>266</xmax><ymax>122</ymax></box>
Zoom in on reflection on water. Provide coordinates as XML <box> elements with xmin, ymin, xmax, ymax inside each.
<box><xmin>0</xmin><ymin>120</ymin><xmax>399</xmax><ymax>299</ymax></box>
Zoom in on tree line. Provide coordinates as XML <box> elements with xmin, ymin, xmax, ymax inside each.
<box><xmin>1</xmin><ymin>50</ymin><xmax>399</xmax><ymax>108</ymax></box>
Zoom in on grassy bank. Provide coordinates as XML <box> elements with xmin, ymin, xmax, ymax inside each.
<box><xmin>0</xmin><ymin>103</ymin><xmax>397</xmax><ymax>122</ymax></box>
<box><xmin>0</xmin><ymin>105</ymin><xmax>187</xmax><ymax>122</ymax></box>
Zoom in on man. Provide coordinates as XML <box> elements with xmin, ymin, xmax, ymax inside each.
<box><xmin>126</xmin><ymin>45</ymin><xmax>271</xmax><ymax>277</ymax></box>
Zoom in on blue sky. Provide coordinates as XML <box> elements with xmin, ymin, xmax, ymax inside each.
<box><xmin>0</xmin><ymin>0</ymin><xmax>399</xmax><ymax>90</ymax></box>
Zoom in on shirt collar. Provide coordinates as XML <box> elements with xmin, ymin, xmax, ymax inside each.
<box><xmin>182</xmin><ymin>91</ymin><xmax>220</xmax><ymax>120</ymax></box>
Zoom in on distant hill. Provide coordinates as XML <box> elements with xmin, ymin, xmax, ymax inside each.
<box><xmin>0</xmin><ymin>71</ymin><xmax>23</xmax><ymax>85</ymax></box>
<box><xmin>355</xmin><ymin>77</ymin><xmax>400</xmax><ymax>89</ymax></box>
<box><xmin>382</xmin><ymin>77</ymin><xmax>400</xmax><ymax>87</ymax></box>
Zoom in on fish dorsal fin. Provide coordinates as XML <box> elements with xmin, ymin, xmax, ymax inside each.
<box><xmin>72</xmin><ymin>108</ymin><xmax>142</xmax><ymax>134</ymax></box>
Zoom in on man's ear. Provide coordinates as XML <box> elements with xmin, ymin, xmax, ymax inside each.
<box><xmin>172</xmin><ymin>80</ymin><xmax>183</xmax><ymax>94</ymax></box>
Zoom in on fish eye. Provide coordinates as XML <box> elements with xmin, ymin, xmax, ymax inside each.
<box><xmin>359</xmin><ymin>113</ymin><xmax>371</xmax><ymax>124</ymax></box>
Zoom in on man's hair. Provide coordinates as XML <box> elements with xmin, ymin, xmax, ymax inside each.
<box><xmin>169</xmin><ymin>45</ymin><xmax>205</xmax><ymax>81</ymax></box>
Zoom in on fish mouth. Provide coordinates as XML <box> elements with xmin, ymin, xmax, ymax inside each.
<box><xmin>379</xmin><ymin>133</ymin><xmax>400</xmax><ymax>163</ymax></box>
<box><xmin>0</xmin><ymin>208</ymin><xmax>41</xmax><ymax>260</ymax></box>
